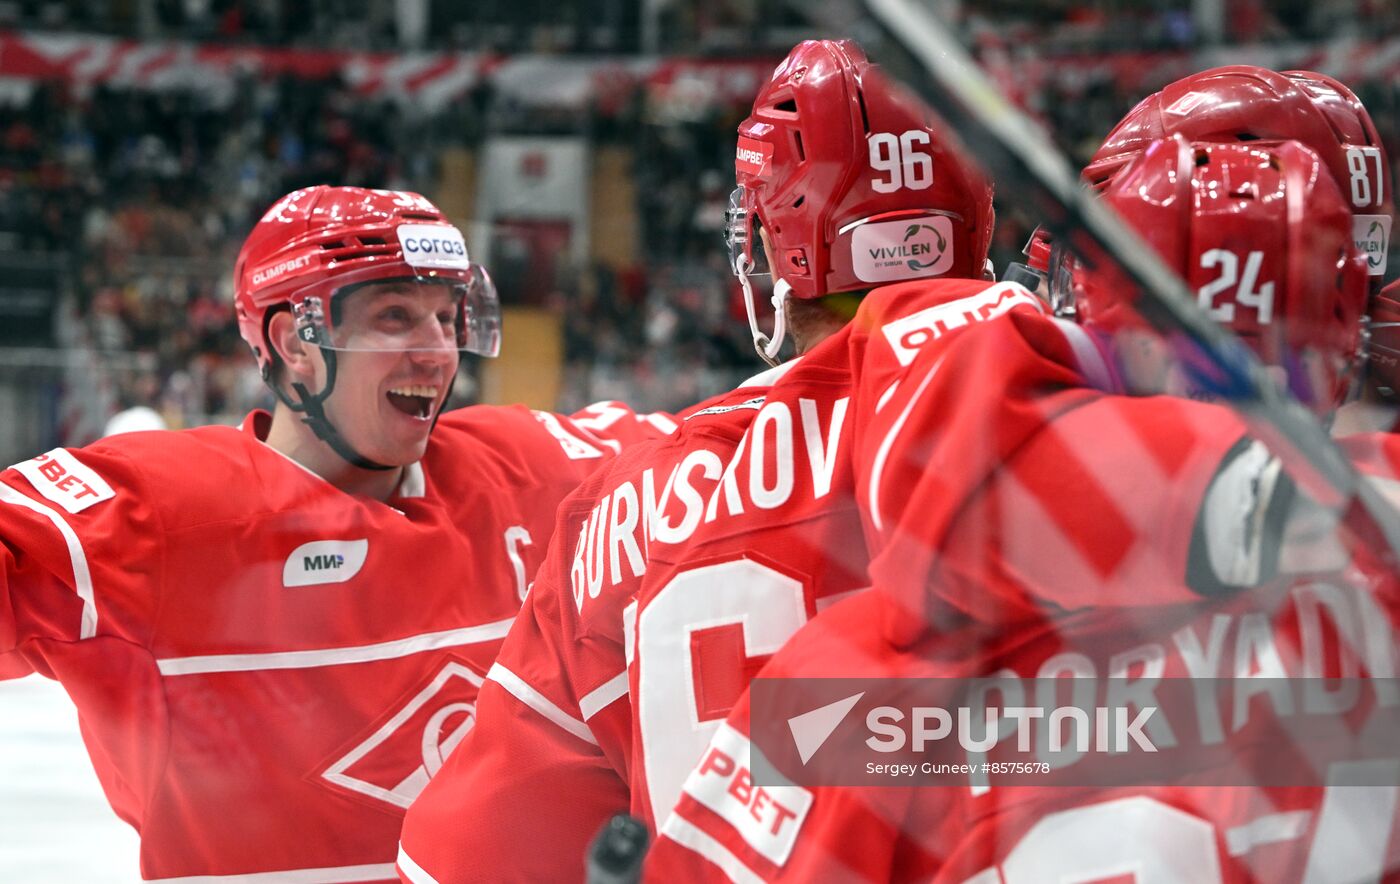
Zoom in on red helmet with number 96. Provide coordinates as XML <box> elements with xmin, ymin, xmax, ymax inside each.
<box><xmin>1072</xmin><ymin>137</ymin><xmax>1368</xmax><ymax>414</ymax></box>
<box><xmin>726</xmin><ymin>39</ymin><xmax>994</xmax><ymax>364</ymax></box>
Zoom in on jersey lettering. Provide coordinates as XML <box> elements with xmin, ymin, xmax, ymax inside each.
<box><xmin>11</xmin><ymin>449</ymin><xmax>115</xmax><ymax>514</ymax></box>
<box><xmin>569</xmin><ymin>399</ymin><xmax>849</xmax><ymax>613</ymax></box>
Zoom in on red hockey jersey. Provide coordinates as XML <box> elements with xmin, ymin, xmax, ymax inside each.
<box><xmin>649</xmin><ymin>567</ymin><xmax>1400</xmax><ymax>883</ymax></box>
<box><xmin>398</xmin><ymin>318</ymin><xmax>884</xmax><ymax>882</ymax></box>
<box><xmin>649</xmin><ymin>284</ymin><xmax>1400</xmax><ymax>882</ymax></box>
<box><xmin>396</xmin><ymin>278</ymin><xmax>1070</xmax><ymax>883</ymax></box>
<box><xmin>0</xmin><ymin>402</ymin><xmax>666</xmax><ymax>882</ymax></box>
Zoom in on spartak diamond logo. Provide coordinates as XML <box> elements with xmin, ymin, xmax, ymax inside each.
<box><xmin>321</xmin><ymin>660</ymin><xmax>485</xmax><ymax>809</ymax></box>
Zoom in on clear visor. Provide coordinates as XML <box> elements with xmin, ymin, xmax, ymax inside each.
<box><xmin>725</xmin><ymin>186</ymin><xmax>770</xmax><ymax>278</ymax></box>
<box><xmin>291</xmin><ymin>264</ymin><xmax>501</xmax><ymax>358</ymax></box>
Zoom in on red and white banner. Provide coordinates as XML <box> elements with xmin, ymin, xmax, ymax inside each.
<box><xmin>0</xmin><ymin>31</ymin><xmax>784</xmax><ymax>112</ymax></box>
<box><xmin>3</xmin><ymin>31</ymin><xmax>1400</xmax><ymax>115</ymax></box>
<box><xmin>0</xmin><ymin>31</ymin><xmax>491</xmax><ymax>109</ymax></box>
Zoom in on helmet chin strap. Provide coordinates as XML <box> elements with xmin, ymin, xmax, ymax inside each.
<box><xmin>740</xmin><ymin>266</ymin><xmax>791</xmax><ymax>368</ymax></box>
<box><xmin>269</xmin><ymin>347</ymin><xmax>396</xmax><ymax>472</ymax></box>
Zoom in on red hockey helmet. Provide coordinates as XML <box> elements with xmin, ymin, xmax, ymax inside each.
<box><xmin>1022</xmin><ymin>66</ymin><xmax>1392</xmax><ymax>283</ymax></box>
<box><xmin>234</xmin><ymin>185</ymin><xmax>500</xmax><ymax>377</ymax></box>
<box><xmin>726</xmin><ymin>39</ymin><xmax>993</xmax><ymax>363</ymax></box>
<box><xmin>1071</xmin><ymin>137</ymin><xmax>1367</xmax><ymax>413</ymax></box>
<box><xmin>1083</xmin><ymin>66</ymin><xmax>1391</xmax><ymax>276</ymax></box>
<box><xmin>233</xmin><ymin>186</ymin><xmax>500</xmax><ymax>469</ymax></box>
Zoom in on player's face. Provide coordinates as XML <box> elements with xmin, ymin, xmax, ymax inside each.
<box><xmin>323</xmin><ymin>281</ymin><xmax>461</xmax><ymax>466</ymax></box>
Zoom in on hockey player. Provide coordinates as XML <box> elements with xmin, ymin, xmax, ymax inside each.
<box><xmin>1082</xmin><ymin>66</ymin><xmax>1398</xmax><ymax>414</ymax></box>
<box><xmin>394</xmin><ymin>40</ymin><xmax>1000</xmax><ymax>882</ymax></box>
<box><xmin>0</xmin><ymin>186</ymin><xmax>670</xmax><ymax>883</ymax></box>
<box><xmin>648</xmin><ymin>137</ymin><xmax>1389</xmax><ymax>881</ymax></box>
<box><xmin>1011</xmin><ymin>65</ymin><xmax>1395</xmax><ymax>410</ymax></box>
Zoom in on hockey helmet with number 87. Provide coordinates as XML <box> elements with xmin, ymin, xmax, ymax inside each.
<box><xmin>1063</xmin><ymin>136</ymin><xmax>1367</xmax><ymax>414</ymax></box>
<box><xmin>1084</xmin><ymin>66</ymin><xmax>1391</xmax><ymax>280</ymax></box>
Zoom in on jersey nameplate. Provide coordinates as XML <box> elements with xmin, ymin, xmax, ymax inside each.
<box><xmin>11</xmin><ymin>448</ymin><xmax>115</xmax><ymax>514</ymax></box>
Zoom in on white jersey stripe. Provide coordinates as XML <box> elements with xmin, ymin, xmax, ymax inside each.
<box><xmin>1053</xmin><ymin>316</ymin><xmax>1116</xmax><ymax>393</ymax></box>
<box><xmin>0</xmin><ymin>485</ymin><xmax>97</xmax><ymax>639</ymax></box>
<box><xmin>1225</xmin><ymin>810</ymin><xmax>1311</xmax><ymax>857</ymax></box>
<box><xmin>659</xmin><ymin>814</ymin><xmax>767</xmax><ymax>884</ymax></box>
<box><xmin>488</xmin><ymin>662</ymin><xmax>597</xmax><ymax>745</ymax></box>
<box><xmin>867</xmin><ymin>356</ymin><xmax>944</xmax><ymax>533</ymax></box>
<box><xmin>156</xmin><ymin>619</ymin><xmax>513</xmax><ymax>676</ymax></box>
<box><xmin>146</xmin><ymin>861</ymin><xmax>398</xmax><ymax>883</ymax></box>
<box><xmin>578</xmin><ymin>670</ymin><xmax>629</xmax><ymax>721</ymax></box>
<box><xmin>395</xmin><ymin>844</ymin><xmax>440</xmax><ymax>884</ymax></box>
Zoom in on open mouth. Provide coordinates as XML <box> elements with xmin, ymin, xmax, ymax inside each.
<box><xmin>386</xmin><ymin>385</ymin><xmax>439</xmax><ymax>420</ymax></box>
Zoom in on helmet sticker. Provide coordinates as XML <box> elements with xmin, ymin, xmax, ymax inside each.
<box><xmin>852</xmin><ymin>216</ymin><xmax>955</xmax><ymax>282</ymax></box>
<box><xmin>1354</xmin><ymin>214</ymin><xmax>1392</xmax><ymax>277</ymax></box>
<box><xmin>396</xmin><ymin>224</ymin><xmax>472</xmax><ymax>270</ymax></box>
<box><xmin>251</xmin><ymin>253</ymin><xmax>314</xmax><ymax>288</ymax></box>
<box><xmin>736</xmin><ymin>136</ymin><xmax>773</xmax><ymax>179</ymax></box>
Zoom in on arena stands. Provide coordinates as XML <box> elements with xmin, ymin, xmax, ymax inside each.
<box><xmin>2</xmin><ymin>12</ymin><xmax>1400</xmax><ymax>460</ymax></box>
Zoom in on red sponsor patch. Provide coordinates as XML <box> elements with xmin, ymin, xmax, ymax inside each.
<box><xmin>736</xmin><ymin>136</ymin><xmax>773</xmax><ymax>178</ymax></box>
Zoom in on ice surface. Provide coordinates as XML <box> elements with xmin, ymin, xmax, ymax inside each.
<box><xmin>0</xmin><ymin>674</ymin><xmax>141</xmax><ymax>883</ymax></box>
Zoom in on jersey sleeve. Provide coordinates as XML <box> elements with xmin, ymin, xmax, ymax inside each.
<box><xmin>847</xmin><ymin>290</ymin><xmax>1250</xmax><ymax>629</ymax></box>
<box><xmin>0</xmin><ymin>444</ymin><xmax>163</xmax><ymax>678</ymax></box>
<box><xmin>398</xmin><ymin>480</ymin><xmax>632</xmax><ymax>883</ymax></box>
<box><xmin>567</xmin><ymin>400</ymin><xmax>679</xmax><ymax>452</ymax></box>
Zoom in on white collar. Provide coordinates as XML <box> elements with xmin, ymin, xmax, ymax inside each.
<box><xmin>738</xmin><ymin>355</ymin><xmax>803</xmax><ymax>390</ymax></box>
<box><xmin>252</xmin><ymin>433</ymin><xmax>426</xmax><ymax>500</ymax></box>
<box><xmin>397</xmin><ymin>462</ymin><xmax>426</xmax><ymax>498</ymax></box>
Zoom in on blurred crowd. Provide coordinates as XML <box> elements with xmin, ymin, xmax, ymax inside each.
<box><xmin>0</xmin><ymin>74</ymin><xmax>490</xmax><ymax>437</ymax></box>
<box><xmin>964</xmin><ymin>0</ymin><xmax>1400</xmax><ymax>51</ymax></box>
<box><xmin>9</xmin><ymin>0</ymin><xmax>1400</xmax><ymax>54</ymax></box>
<box><xmin>4</xmin><ymin>5</ymin><xmax>1400</xmax><ymax>441</ymax></box>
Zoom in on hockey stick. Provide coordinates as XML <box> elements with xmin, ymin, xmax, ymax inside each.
<box><xmin>844</xmin><ymin>0</ymin><xmax>1400</xmax><ymax>557</ymax></box>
